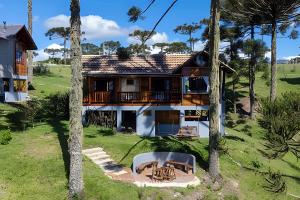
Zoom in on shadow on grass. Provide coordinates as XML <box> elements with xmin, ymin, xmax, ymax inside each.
<box><xmin>119</xmin><ymin>137</ymin><xmax>146</xmax><ymax>163</ymax></box>
<box><xmin>48</xmin><ymin>119</ymin><xmax>70</xmax><ymax>181</ymax></box>
<box><xmin>97</xmin><ymin>128</ymin><xmax>115</xmax><ymax>136</ymax></box>
<box><xmin>224</xmin><ymin>135</ymin><xmax>245</xmax><ymax>142</ymax></box>
<box><xmin>280</xmin><ymin>77</ymin><xmax>300</xmax><ymax>85</ymax></box>
<box><xmin>242</xmin><ymin>166</ymin><xmax>300</xmax><ymax>184</ymax></box>
<box><xmin>281</xmin><ymin>158</ymin><xmax>300</xmax><ymax>172</ymax></box>
<box><xmin>117</xmin><ymin>136</ymin><xmax>209</xmax><ymax>170</ymax></box>
<box><xmin>148</xmin><ymin>136</ymin><xmax>209</xmax><ymax>170</ymax></box>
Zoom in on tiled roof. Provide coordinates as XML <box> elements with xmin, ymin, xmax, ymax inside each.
<box><xmin>82</xmin><ymin>54</ymin><xmax>192</xmax><ymax>75</ymax></box>
<box><xmin>0</xmin><ymin>25</ymin><xmax>23</xmax><ymax>39</ymax></box>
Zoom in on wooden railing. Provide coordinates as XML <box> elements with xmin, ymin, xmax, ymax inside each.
<box><xmin>15</xmin><ymin>64</ymin><xmax>27</xmax><ymax>76</ymax></box>
<box><xmin>118</xmin><ymin>91</ymin><xmax>181</xmax><ymax>103</ymax></box>
<box><xmin>83</xmin><ymin>91</ymin><xmax>182</xmax><ymax>104</ymax></box>
<box><xmin>88</xmin><ymin>91</ymin><xmax>111</xmax><ymax>103</ymax></box>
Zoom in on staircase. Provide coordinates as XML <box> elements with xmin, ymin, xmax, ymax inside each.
<box><xmin>83</xmin><ymin>147</ymin><xmax>128</xmax><ymax>177</ymax></box>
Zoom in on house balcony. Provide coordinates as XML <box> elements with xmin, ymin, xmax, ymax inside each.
<box><xmin>83</xmin><ymin>91</ymin><xmax>182</xmax><ymax>104</ymax></box>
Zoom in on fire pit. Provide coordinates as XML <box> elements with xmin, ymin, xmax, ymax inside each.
<box><xmin>132</xmin><ymin>152</ymin><xmax>200</xmax><ymax>187</ymax></box>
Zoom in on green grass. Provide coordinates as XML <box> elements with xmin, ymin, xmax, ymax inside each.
<box><xmin>29</xmin><ymin>65</ymin><xmax>71</xmax><ymax>98</ymax></box>
<box><xmin>0</xmin><ymin>64</ymin><xmax>299</xmax><ymax>199</ymax></box>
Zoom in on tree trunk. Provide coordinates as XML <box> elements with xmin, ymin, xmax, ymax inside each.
<box><xmin>64</xmin><ymin>37</ymin><xmax>67</xmax><ymax>65</ymax></box>
<box><xmin>189</xmin><ymin>32</ymin><xmax>193</xmax><ymax>50</ymax></box>
<box><xmin>208</xmin><ymin>0</ymin><xmax>221</xmax><ymax>181</ymax></box>
<box><xmin>69</xmin><ymin>0</ymin><xmax>84</xmax><ymax>199</ymax></box>
<box><xmin>270</xmin><ymin>21</ymin><xmax>277</xmax><ymax>101</ymax></box>
<box><xmin>233</xmin><ymin>81</ymin><xmax>236</xmax><ymax>114</ymax></box>
<box><xmin>249</xmin><ymin>25</ymin><xmax>256</xmax><ymax>119</ymax></box>
<box><xmin>27</xmin><ymin>0</ymin><xmax>33</xmax><ymax>83</ymax></box>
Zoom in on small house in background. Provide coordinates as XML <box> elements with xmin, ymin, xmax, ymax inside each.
<box><xmin>81</xmin><ymin>52</ymin><xmax>235</xmax><ymax>138</ymax></box>
<box><xmin>0</xmin><ymin>24</ymin><xmax>37</xmax><ymax>102</ymax></box>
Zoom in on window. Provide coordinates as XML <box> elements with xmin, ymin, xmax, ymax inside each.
<box><xmin>185</xmin><ymin>77</ymin><xmax>208</xmax><ymax>93</ymax></box>
<box><xmin>16</xmin><ymin>50</ymin><xmax>24</xmax><ymax>64</ymax></box>
<box><xmin>13</xmin><ymin>80</ymin><xmax>27</xmax><ymax>92</ymax></box>
<box><xmin>126</xmin><ymin>79</ymin><xmax>134</xmax><ymax>85</ymax></box>
<box><xmin>3</xmin><ymin>79</ymin><xmax>10</xmax><ymax>92</ymax></box>
<box><xmin>185</xmin><ymin>110</ymin><xmax>209</xmax><ymax>121</ymax></box>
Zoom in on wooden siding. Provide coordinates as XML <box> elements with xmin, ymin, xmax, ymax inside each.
<box><xmin>182</xmin><ymin>94</ymin><xmax>209</xmax><ymax>106</ymax></box>
<box><xmin>83</xmin><ymin>76</ymin><xmax>209</xmax><ymax>106</ymax></box>
<box><xmin>182</xmin><ymin>67</ymin><xmax>209</xmax><ymax>77</ymax></box>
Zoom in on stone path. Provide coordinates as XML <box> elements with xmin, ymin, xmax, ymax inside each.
<box><xmin>83</xmin><ymin>147</ymin><xmax>128</xmax><ymax>178</ymax></box>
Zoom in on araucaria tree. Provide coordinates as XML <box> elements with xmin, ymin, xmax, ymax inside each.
<box><xmin>45</xmin><ymin>27</ymin><xmax>71</xmax><ymax>65</ymax></box>
<box><xmin>69</xmin><ymin>0</ymin><xmax>84</xmax><ymax>198</ymax></box>
<box><xmin>226</xmin><ymin>0</ymin><xmax>300</xmax><ymax>101</ymax></box>
<box><xmin>100</xmin><ymin>40</ymin><xmax>121</xmax><ymax>55</ymax></box>
<box><xmin>27</xmin><ymin>0</ymin><xmax>33</xmax><ymax>82</ymax></box>
<box><xmin>208</xmin><ymin>0</ymin><xmax>221</xmax><ymax>180</ymax></box>
<box><xmin>174</xmin><ymin>22</ymin><xmax>201</xmax><ymax>51</ymax></box>
<box><xmin>129</xmin><ymin>30</ymin><xmax>156</xmax><ymax>54</ymax></box>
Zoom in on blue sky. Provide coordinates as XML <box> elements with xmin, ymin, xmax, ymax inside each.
<box><xmin>0</xmin><ymin>0</ymin><xmax>299</xmax><ymax>60</ymax></box>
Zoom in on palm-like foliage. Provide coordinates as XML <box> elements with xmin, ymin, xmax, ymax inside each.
<box><xmin>174</xmin><ymin>22</ymin><xmax>201</xmax><ymax>50</ymax></box>
<box><xmin>45</xmin><ymin>27</ymin><xmax>71</xmax><ymax>64</ymax></box>
<box><xmin>259</xmin><ymin>92</ymin><xmax>300</xmax><ymax>159</ymax></box>
<box><xmin>263</xmin><ymin>170</ymin><xmax>287</xmax><ymax>193</ymax></box>
<box><xmin>225</xmin><ymin>0</ymin><xmax>300</xmax><ymax>101</ymax></box>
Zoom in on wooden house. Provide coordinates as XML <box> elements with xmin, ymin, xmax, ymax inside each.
<box><xmin>0</xmin><ymin>24</ymin><xmax>37</xmax><ymax>102</ymax></box>
<box><xmin>82</xmin><ymin>52</ymin><xmax>234</xmax><ymax>137</ymax></box>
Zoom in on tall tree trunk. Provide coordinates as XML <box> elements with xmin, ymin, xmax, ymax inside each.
<box><xmin>69</xmin><ymin>0</ymin><xmax>84</xmax><ymax>199</ymax></box>
<box><xmin>208</xmin><ymin>0</ymin><xmax>221</xmax><ymax>180</ymax></box>
<box><xmin>233</xmin><ymin>81</ymin><xmax>236</xmax><ymax>114</ymax></box>
<box><xmin>27</xmin><ymin>0</ymin><xmax>33</xmax><ymax>83</ymax></box>
<box><xmin>270</xmin><ymin>21</ymin><xmax>277</xmax><ymax>101</ymax></box>
<box><xmin>249</xmin><ymin>25</ymin><xmax>256</xmax><ymax>119</ymax></box>
<box><xmin>189</xmin><ymin>32</ymin><xmax>192</xmax><ymax>50</ymax></box>
<box><xmin>64</xmin><ymin>37</ymin><xmax>67</xmax><ymax>65</ymax></box>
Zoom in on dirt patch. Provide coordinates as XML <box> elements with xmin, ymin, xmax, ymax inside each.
<box><xmin>0</xmin><ymin>182</ymin><xmax>8</xmax><ymax>199</ymax></box>
<box><xmin>23</xmin><ymin>134</ymin><xmax>60</xmax><ymax>159</ymax></box>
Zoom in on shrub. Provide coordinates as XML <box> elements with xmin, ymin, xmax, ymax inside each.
<box><xmin>28</xmin><ymin>82</ymin><xmax>35</xmax><ymax>90</ymax></box>
<box><xmin>0</xmin><ymin>129</ymin><xmax>12</xmax><ymax>145</ymax></box>
<box><xmin>263</xmin><ymin>169</ymin><xmax>286</xmax><ymax>193</ymax></box>
<box><xmin>45</xmin><ymin>91</ymin><xmax>70</xmax><ymax>119</ymax></box>
<box><xmin>33</xmin><ymin>64</ymin><xmax>51</xmax><ymax>75</ymax></box>
<box><xmin>258</xmin><ymin>92</ymin><xmax>300</xmax><ymax>159</ymax></box>
<box><xmin>251</xmin><ymin>159</ymin><xmax>263</xmax><ymax>169</ymax></box>
<box><xmin>23</xmin><ymin>98</ymin><xmax>44</xmax><ymax>128</ymax></box>
<box><xmin>116</xmin><ymin>47</ymin><xmax>131</xmax><ymax>60</ymax></box>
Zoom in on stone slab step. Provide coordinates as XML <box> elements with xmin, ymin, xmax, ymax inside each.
<box><xmin>83</xmin><ymin>147</ymin><xmax>103</xmax><ymax>154</ymax></box>
<box><xmin>86</xmin><ymin>151</ymin><xmax>107</xmax><ymax>157</ymax></box>
<box><xmin>95</xmin><ymin>158</ymin><xmax>114</xmax><ymax>165</ymax></box>
<box><xmin>90</xmin><ymin>154</ymin><xmax>110</xmax><ymax>161</ymax></box>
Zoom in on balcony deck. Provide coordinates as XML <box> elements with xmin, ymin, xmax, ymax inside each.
<box><xmin>83</xmin><ymin>91</ymin><xmax>182</xmax><ymax>104</ymax></box>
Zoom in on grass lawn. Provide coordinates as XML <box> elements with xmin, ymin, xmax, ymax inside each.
<box><xmin>0</xmin><ymin>64</ymin><xmax>299</xmax><ymax>200</ymax></box>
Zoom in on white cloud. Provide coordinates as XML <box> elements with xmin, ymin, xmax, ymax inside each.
<box><xmin>45</xmin><ymin>15</ymin><xmax>130</xmax><ymax>40</ymax></box>
<box><xmin>282</xmin><ymin>55</ymin><xmax>298</xmax><ymax>60</ymax></box>
<box><xmin>265</xmin><ymin>51</ymin><xmax>271</xmax><ymax>60</ymax></box>
<box><xmin>150</xmin><ymin>32</ymin><xmax>168</xmax><ymax>44</ymax></box>
<box><xmin>194</xmin><ymin>41</ymin><xmax>206</xmax><ymax>51</ymax></box>
<box><xmin>46</xmin><ymin>43</ymin><xmax>64</xmax><ymax>49</ymax></box>
<box><xmin>34</xmin><ymin>43</ymin><xmax>64</xmax><ymax>61</ymax></box>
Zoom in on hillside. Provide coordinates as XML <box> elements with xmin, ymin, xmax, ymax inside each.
<box><xmin>0</xmin><ymin>64</ymin><xmax>299</xmax><ymax>200</ymax></box>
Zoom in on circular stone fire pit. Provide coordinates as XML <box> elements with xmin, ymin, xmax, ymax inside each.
<box><xmin>132</xmin><ymin>152</ymin><xmax>200</xmax><ymax>188</ymax></box>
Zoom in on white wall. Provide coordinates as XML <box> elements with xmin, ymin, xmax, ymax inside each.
<box><xmin>82</xmin><ymin>104</ymin><xmax>223</xmax><ymax>138</ymax></box>
<box><xmin>120</xmin><ymin>78</ymin><xmax>140</xmax><ymax>92</ymax></box>
<box><xmin>5</xmin><ymin>92</ymin><xmax>28</xmax><ymax>102</ymax></box>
